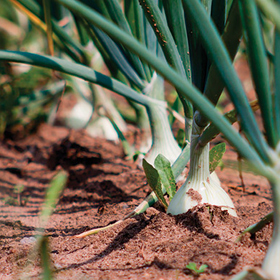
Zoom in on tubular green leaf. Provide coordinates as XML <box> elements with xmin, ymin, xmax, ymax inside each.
<box><xmin>255</xmin><ymin>0</ymin><xmax>280</xmax><ymax>34</ymax></box>
<box><xmin>42</xmin><ymin>0</ymin><xmax>54</xmax><ymax>56</ymax></box>
<box><xmin>13</xmin><ymin>0</ymin><xmax>86</xmax><ymax>61</ymax></box>
<box><xmin>81</xmin><ymin>19</ymin><xmax>125</xmax><ymax>79</ymax></box>
<box><xmin>162</xmin><ymin>0</ymin><xmax>191</xmax><ymax>80</ymax></box>
<box><xmin>124</xmin><ymin>0</ymin><xmax>142</xmax><ymax>41</ymax></box>
<box><xmin>138</xmin><ymin>0</ymin><xmax>193</xmax><ymax>119</ymax></box>
<box><xmin>196</xmin><ymin>0</ymin><xmax>243</xmax><ymax>128</ymax></box>
<box><xmin>182</xmin><ymin>0</ymin><xmax>272</xmax><ymax>164</ymax></box>
<box><xmin>198</xmin><ymin>100</ymin><xmax>259</xmax><ymax>147</ymax></box>
<box><xmin>211</xmin><ymin>0</ymin><xmax>226</xmax><ymax>35</ymax></box>
<box><xmin>138</xmin><ymin>0</ymin><xmax>185</xmax><ymax>76</ymax></box>
<box><xmin>89</xmin><ymin>26</ymin><xmax>145</xmax><ymax>89</ymax></box>
<box><xmin>93</xmin><ymin>0</ymin><xmax>148</xmax><ymax>81</ymax></box>
<box><xmin>0</xmin><ymin>51</ymin><xmax>150</xmax><ymax>107</ymax></box>
<box><xmin>185</xmin><ymin>0</ymin><xmax>211</xmax><ymax>92</ymax></box>
<box><xmin>239</xmin><ymin>0</ymin><xmax>276</xmax><ymax>148</ymax></box>
<box><xmin>275</xmin><ymin>27</ymin><xmax>280</xmax><ymax>141</ymax></box>
<box><xmin>124</xmin><ymin>0</ymin><xmax>153</xmax><ymax>80</ymax></box>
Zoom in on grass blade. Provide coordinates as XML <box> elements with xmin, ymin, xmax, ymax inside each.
<box><xmin>40</xmin><ymin>171</ymin><xmax>68</xmax><ymax>228</ymax></box>
<box><xmin>39</xmin><ymin>237</ymin><xmax>53</xmax><ymax>280</ymax></box>
<box><xmin>239</xmin><ymin>0</ymin><xmax>276</xmax><ymax>147</ymax></box>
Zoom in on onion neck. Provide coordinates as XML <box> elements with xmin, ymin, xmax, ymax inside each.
<box><xmin>188</xmin><ymin>119</ymin><xmax>210</xmax><ymax>181</ymax></box>
<box><xmin>144</xmin><ymin>99</ymin><xmax>181</xmax><ymax>165</ymax></box>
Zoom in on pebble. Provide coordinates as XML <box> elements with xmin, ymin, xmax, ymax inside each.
<box><xmin>20</xmin><ymin>236</ymin><xmax>36</xmax><ymax>245</ymax></box>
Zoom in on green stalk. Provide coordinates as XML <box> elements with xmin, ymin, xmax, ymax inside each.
<box><xmin>162</xmin><ymin>0</ymin><xmax>192</xmax><ymax>139</ymax></box>
<box><xmin>185</xmin><ymin>0</ymin><xmax>212</xmax><ymax>92</ymax></box>
<box><xmin>124</xmin><ymin>0</ymin><xmax>154</xmax><ymax>80</ymax></box>
<box><xmin>42</xmin><ymin>0</ymin><xmax>54</xmax><ymax>56</ymax></box>
<box><xmin>239</xmin><ymin>0</ymin><xmax>276</xmax><ymax>148</ymax></box>
<box><xmin>13</xmin><ymin>0</ymin><xmax>86</xmax><ymax>60</ymax></box>
<box><xmin>92</xmin><ymin>0</ymin><xmax>148</xmax><ymax>81</ymax></box>
<box><xmin>162</xmin><ymin>0</ymin><xmax>191</xmax><ymax>80</ymax></box>
<box><xmin>195</xmin><ymin>0</ymin><xmax>242</xmax><ymax>128</ymax></box>
<box><xmin>138</xmin><ymin>0</ymin><xmax>193</xmax><ymax>120</ymax></box>
<box><xmin>88</xmin><ymin>25</ymin><xmax>145</xmax><ymax>89</ymax></box>
<box><xmin>124</xmin><ymin>0</ymin><xmax>144</xmax><ymax>42</ymax></box>
<box><xmin>181</xmin><ymin>0</ymin><xmax>272</xmax><ymax>164</ymax></box>
<box><xmin>73</xmin><ymin>15</ymin><xmax>89</xmax><ymax>46</ymax></box>
<box><xmin>81</xmin><ymin>19</ymin><xmax>126</xmax><ymax>80</ymax></box>
<box><xmin>275</xmin><ymin>22</ymin><xmax>280</xmax><ymax>142</ymax></box>
<box><xmin>255</xmin><ymin>0</ymin><xmax>280</xmax><ymax>34</ymax></box>
<box><xmin>211</xmin><ymin>0</ymin><xmax>226</xmax><ymax>35</ymax></box>
<box><xmin>0</xmin><ymin>51</ymin><xmax>150</xmax><ymax>107</ymax></box>
<box><xmin>143</xmin><ymin>77</ymin><xmax>182</xmax><ymax>165</ymax></box>
<box><xmin>198</xmin><ymin>100</ymin><xmax>259</xmax><ymax>147</ymax></box>
<box><xmin>138</xmin><ymin>0</ymin><xmax>185</xmax><ymax>75</ymax></box>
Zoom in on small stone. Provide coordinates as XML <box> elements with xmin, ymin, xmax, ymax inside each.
<box><xmin>20</xmin><ymin>237</ymin><xmax>36</xmax><ymax>245</ymax></box>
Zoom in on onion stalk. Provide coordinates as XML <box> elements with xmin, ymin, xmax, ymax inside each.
<box><xmin>167</xmin><ymin>119</ymin><xmax>237</xmax><ymax>217</ymax></box>
<box><xmin>140</xmin><ymin>73</ymin><xmax>182</xmax><ymax>166</ymax></box>
<box><xmin>143</xmin><ymin>99</ymin><xmax>182</xmax><ymax>166</ymax></box>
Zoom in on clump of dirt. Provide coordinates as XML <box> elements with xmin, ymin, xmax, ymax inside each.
<box><xmin>186</xmin><ymin>188</ymin><xmax>202</xmax><ymax>203</ymax></box>
<box><xmin>0</xmin><ymin>123</ymin><xmax>273</xmax><ymax>280</ymax></box>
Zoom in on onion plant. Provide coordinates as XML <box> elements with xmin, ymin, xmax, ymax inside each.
<box><xmin>9</xmin><ymin>0</ymin><xmax>184</xmax><ymax>165</ymax></box>
<box><xmin>2</xmin><ymin>0</ymin><xmax>280</xmax><ymax>278</ymax></box>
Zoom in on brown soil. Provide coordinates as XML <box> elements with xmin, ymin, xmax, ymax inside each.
<box><xmin>0</xmin><ymin>122</ymin><xmax>273</xmax><ymax>280</ymax></box>
<box><xmin>0</xmin><ymin>57</ymin><xmax>274</xmax><ymax>279</ymax></box>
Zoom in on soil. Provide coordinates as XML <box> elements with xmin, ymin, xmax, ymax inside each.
<box><xmin>0</xmin><ymin>57</ymin><xmax>274</xmax><ymax>280</ymax></box>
